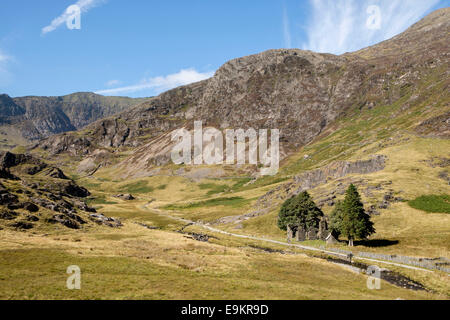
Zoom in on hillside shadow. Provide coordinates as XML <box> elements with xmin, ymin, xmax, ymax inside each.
<box><xmin>355</xmin><ymin>239</ymin><xmax>399</xmax><ymax>248</ymax></box>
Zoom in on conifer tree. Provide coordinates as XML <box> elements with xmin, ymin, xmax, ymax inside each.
<box><xmin>277</xmin><ymin>191</ymin><xmax>323</xmax><ymax>231</ymax></box>
<box><xmin>329</xmin><ymin>200</ymin><xmax>344</xmax><ymax>237</ymax></box>
<box><xmin>339</xmin><ymin>184</ymin><xmax>375</xmax><ymax>246</ymax></box>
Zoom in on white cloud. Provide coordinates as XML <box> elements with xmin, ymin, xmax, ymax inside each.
<box><xmin>41</xmin><ymin>0</ymin><xmax>107</xmax><ymax>35</ymax></box>
<box><xmin>0</xmin><ymin>52</ymin><xmax>9</xmax><ymax>63</ymax></box>
<box><xmin>283</xmin><ymin>6</ymin><xmax>292</xmax><ymax>49</ymax></box>
<box><xmin>95</xmin><ymin>68</ymin><xmax>215</xmax><ymax>96</ymax></box>
<box><xmin>0</xmin><ymin>50</ymin><xmax>13</xmax><ymax>85</ymax></box>
<box><xmin>301</xmin><ymin>0</ymin><xmax>440</xmax><ymax>54</ymax></box>
<box><xmin>106</xmin><ymin>79</ymin><xmax>121</xmax><ymax>87</ymax></box>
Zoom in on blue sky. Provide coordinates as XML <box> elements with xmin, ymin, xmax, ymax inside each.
<box><xmin>0</xmin><ymin>0</ymin><xmax>448</xmax><ymax>98</ymax></box>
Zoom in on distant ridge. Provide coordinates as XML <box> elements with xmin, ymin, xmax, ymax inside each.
<box><xmin>0</xmin><ymin>92</ymin><xmax>149</xmax><ymax>150</ymax></box>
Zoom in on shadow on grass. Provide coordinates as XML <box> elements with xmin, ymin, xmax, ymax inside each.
<box><xmin>355</xmin><ymin>239</ymin><xmax>399</xmax><ymax>247</ymax></box>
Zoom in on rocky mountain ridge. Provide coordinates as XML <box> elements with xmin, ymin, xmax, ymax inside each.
<box><xmin>0</xmin><ymin>92</ymin><xmax>149</xmax><ymax>147</ymax></box>
<box><xmin>35</xmin><ymin>9</ymin><xmax>449</xmax><ymax>179</ymax></box>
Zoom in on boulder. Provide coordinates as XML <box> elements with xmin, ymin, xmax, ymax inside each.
<box><xmin>89</xmin><ymin>214</ymin><xmax>122</xmax><ymax>228</ymax></box>
<box><xmin>26</xmin><ymin>215</ymin><xmax>39</xmax><ymax>222</ymax></box>
<box><xmin>23</xmin><ymin>202</ymin><xmax>39</xmax><ymax>213</ymax></box>
<box><xmin>378</xmin><ymin>201</ymin><xmax>390</xmax><ymax>209</ymax></box>
<box><xmin>72</xmin><ymin>199</ymin><xmax>96</xmax><ymax>213</ymax></box>
<box><xmin>114</xmin><ymin>194</ymin><xmax>135</xmax><ymax>201</ymax></box>
<box><xmin>64</xmin><ymin>211</ymin><xmax>86</xmax><ymax>224</ymax></box>
<box><xmin>368</xmin><ymin>205</ymin><xmax>381</xmax><ymax>216</ymax></box>
<box><xmin>60</xmin><ymin>181</ymin><xmax>90</xmax><ymax>198</ymax></box>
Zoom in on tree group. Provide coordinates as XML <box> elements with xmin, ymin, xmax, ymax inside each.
<box><xmin>278</xmin><ymin>185</ymin><xmax>375</xmax><ymax>246</ymax></box>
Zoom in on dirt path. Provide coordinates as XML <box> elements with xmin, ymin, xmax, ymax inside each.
<box><xmin>140</xmin><ymin>203</ymin><xmax>434</xmax><ymax>273</ymax></box>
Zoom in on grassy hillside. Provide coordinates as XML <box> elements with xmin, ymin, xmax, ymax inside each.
<box><xmin>0</xmin><ymin>214</ymin><xmax>446</xmax><ymax>300</ymax></box>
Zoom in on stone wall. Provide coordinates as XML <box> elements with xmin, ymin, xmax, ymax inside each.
<box><xmin>287</xmin><ymin>217</ymin><xmax>330</xmax><ymax>242</ymax></box>
<box><xmin>322</xmin><ymin>247</ymin><xmax>450</xmax><ymax>273</ymax></box>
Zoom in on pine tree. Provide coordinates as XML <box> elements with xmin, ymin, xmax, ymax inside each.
<box><xmin>277</xmin><ymin>191</ymin><xmax>323</xmax><ymax>231</ymax></box>
<box><xmin>339</xmin><ymin>184</ymin><xmax>375</xmax><ymax>246</ymax></box>
<box><xmin>329</xmin><ymin>200</ymin><xmax>344</xmax><ymax>238</ymax></box>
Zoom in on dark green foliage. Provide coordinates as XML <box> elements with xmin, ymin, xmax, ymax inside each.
<box><xmin>333</xmin><ymin>184</ymin><xmax>375</xmax><ymax>245</ymax></box>
<box><xmin>277</xmin><ymin>191</ymin><xmax>323</xmax><ymax>231</ymax></box>
<box><xmin>329</xmin><ymin>200</ymin><xmax>344</xmax><ymax>237</ymax></box>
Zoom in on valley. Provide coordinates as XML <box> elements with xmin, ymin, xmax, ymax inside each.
<box><xmin>0</xmin><ymin>8</ymin><xmax>449</xmax><ymax>300</ymax></box>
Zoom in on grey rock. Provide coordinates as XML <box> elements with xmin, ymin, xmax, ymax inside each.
<box><xmin>0</xmin><ymin>210</ymin><xmax>18</xmax><ymax>220</ymax></box>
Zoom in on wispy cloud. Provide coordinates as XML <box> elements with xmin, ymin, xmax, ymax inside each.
<box><xmin>41</xmin><ymin>0</ymin><xmax>107</xmax><ymax>35</ymax></box>
<box><xmin>105</xmin><ymin>79</ymin><xmax>121</xmax><ymax>87</ymax></box>
<box><xmin>0</xmin><ymin>49</ymin><xmax>13</xmax><ymax>85</ymax></box>
<box><xmin>283</xmin><ymin>6</ymin><xmax>292</xmax><ymax>49</ymax></box>
<box><xmin>0</xmin><ymin>52</ymin><xmax>9</xmax><ymax>64</ymax></box>
<box><xmin>95</xmin><ymin>68</ymin><xmax>215</xmax><ymax>96</ymax></box>
<box><xmin>301</xmin><ymin>0</ymin><xmax>440</xmax><ymax>54</ymax></box>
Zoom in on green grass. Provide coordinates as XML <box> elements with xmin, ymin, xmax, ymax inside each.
<box><xmin>119</xmin><ymin>181</ymin><xmax>154</xmax><ymax>194</ymax></box>
<box><xmin>199</xmin><ymin>183</ymin><xmax>230</xmax><ymax>196</ymax></box>
<box><xmin>164</xmin><ymin>197</ymin><xmax>251</xmax><ymax>210</ymax></box>
<box><xmin>230</xmin><ymin>178</ymin><xmax>253</xmax><ymax>190</ymax></box>
<box><xmin>408</xmin><ymin>195</ymin><xmax>450</xmax><ymax>214</ymax></box>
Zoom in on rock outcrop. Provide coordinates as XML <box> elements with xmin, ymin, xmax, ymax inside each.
<box><xmin>415</xmin><ymin>111</ymin><xmax>450</xmax><ymax>138</ymax></box>
<box><xmin>292</xmin><ymin>155</ymin><xmax>386</xmax><ymax>191</ymax></box>
<box><xmin>0</xmin><ymin>152</ymin><xmax>121</xmax><ymax>231</ymax></box>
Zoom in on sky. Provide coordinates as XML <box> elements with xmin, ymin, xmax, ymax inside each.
<box><xmin>0</xmin><ymin>0</ymin><xmax>448</xmax><ymax>98</ymax></box>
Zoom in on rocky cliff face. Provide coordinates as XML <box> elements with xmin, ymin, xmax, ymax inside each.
<box><xmin>0</xmin><ymin>92</ymin><xmax>148</xmax><ymax>142</ymax></box>
<box><xmin>36</xmin><ymin>9</ymin><xmax>449</xmax><ymax>177</ymax></box>
<box><xmin>0</xmin><ymin>94</ymin><xmax>25</xmax><ymax>123</ymax></box>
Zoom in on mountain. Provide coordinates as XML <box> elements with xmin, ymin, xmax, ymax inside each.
<box><xmin>0</xmin><ymin>92</ymin><xmax>149</xmax><ymax>150</ymax></box>
<box><xmin>0</xmin><ymin>9</ymin><xmax>449</xmax><ymax>299</ymax></box>
<box><xmin>37</xmin><ymin>8</ymin><xmax>449</xmax><ymax>178</ymax></box>
<box><xmin>0</xmin><ymin>94</ymin><xmax>25</xmax><ymax>122</ymax></box>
